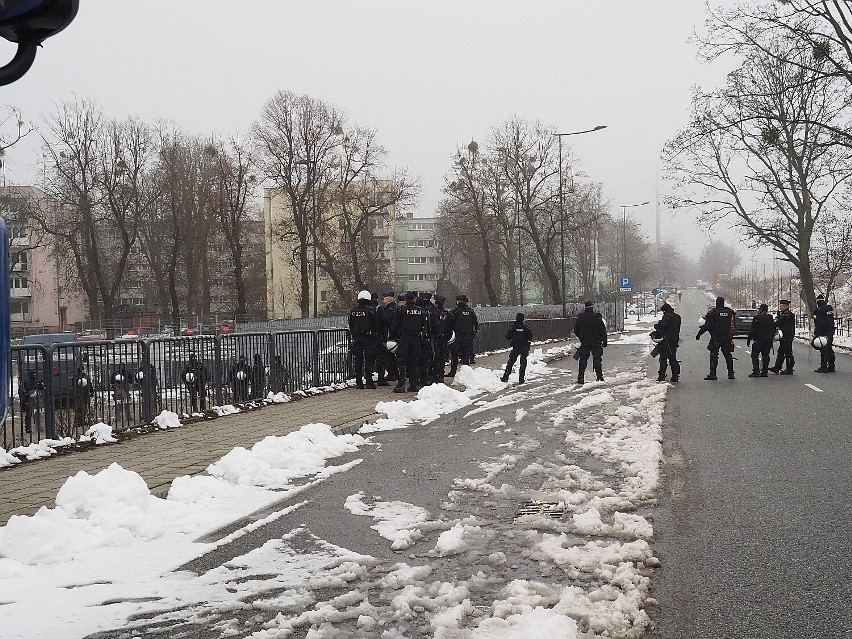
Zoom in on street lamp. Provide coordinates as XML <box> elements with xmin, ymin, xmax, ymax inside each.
<box><xmin>554</xmin><ymin>125</ymin><xmax>607</xmax><ymax>317</ymax></box>
<box><xmin>620</xmin><ymin>201</ymin><xmax>649</xmax><ymax>318</ymax></box>
<box><xmin>295</xmin><ymin>158</ymin><xmax>318</xmax><ymax>318</ymax></box>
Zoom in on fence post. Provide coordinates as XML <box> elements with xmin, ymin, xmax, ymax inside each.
<box><xmin>43</xmin><ymin>345</ymin><xmax>56</xmax><ymax>440</ymax></box>
<box><xmin>140</xmin><ymin>341</ymin><xmax>153</xmax><ymax>424</ymax></box>
<box><xmin>214</xmin><ymin>336</ymin><xmax>224</xmax><ymax>407</ymax></box>
<box><xmin>312</xmin><ymin>330</ymin><xmax>320</xmax><ymax>388</ymax></box>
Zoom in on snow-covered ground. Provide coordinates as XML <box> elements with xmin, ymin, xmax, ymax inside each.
<box><xmin>0</xmin><ymin>324</ymin><xmax>666</xmax><ymax>639</ymax></box>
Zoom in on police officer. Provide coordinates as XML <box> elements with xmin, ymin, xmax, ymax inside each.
<box><xmin>348</xmin><ymin>290</ymin><xmax>381</xmax><ymax>389</ymax></box>
<box><xmin>415</xmin><ymin>293</ymin><xmax>438</xmax><ymax>386</ymax></box>
<box><xmin>653</xmin><ymin>302</ymin><xmax>681</xmax><ymax>382</ymax></box>
<box><xmin>813</xmin><ymin>294</ymin><xmax>836</xmax><ymax>373</ymax></box>
<box><xmin>183</xmin><ymin>352</ymin><xmax>209</xmax><ymax>412</ymax></box>
<box><xmin>574</xmin><ymin>301</ymin><xmax>608</xmax><ymax>384</ymax></box>
<box><xmin>111</xmin><ymin>363</ymin><xmax>133</xmax><ymax>428</ymax></box>
<box><xmin>250</xmin><ymin>353</ymin><xmax>266</xmax><ymax>399</ymax></box>
<box><xmin>769</xmin><ymin>299</ymin><xmax>795</xmax><ymax>375</ymax></box>
<box><xmin>449</xmin><ymin>294</ymin><xmax>479</xmax><ymax>376</ymax></box>
<box><xmin>375</xmin><ymin>291</ymin><xmax>397</xmax><ymax>386</ymax></box>
<box><xmin>696</xmin><ymin>296</ymin><xmax>736</xmax><ymax>380</ymax></box>
<box><xmin>229</xmin><ymin>355</ymin><xmax>251</xmax><ymax>402</ymax></box>
<box><xmin>747</xmin><ymin>303</ymin><xmax>775</xmax><ymax>377</ymax></box>
<box><xmin>432</xmin><ymin>295</ymin><xmax>455</xmax><ymax>383</ymax></box>
<box><xmin>390</xmin><ymin>291</ymin><xmax>428</xmax><ymax>392</ymax></box>
<box><xmin>501</xmin><ymin>313</ymin><xmax>533</xmax><ymax>384</ymax></box>
<box><xmin>18</xmin><ymin>369</ymin><xmax>43</xmax><ymax>434</ymax></box>
<box><xmin>73</xmin><ymin>364</ymin><xmax>93</xmax><ymax>430</ymax></box>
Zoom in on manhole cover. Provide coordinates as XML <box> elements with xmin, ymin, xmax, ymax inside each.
<box><xmin>514</xmin><ymin>501</ymin><xmax>565</xmax><ymax>522</ymax></box>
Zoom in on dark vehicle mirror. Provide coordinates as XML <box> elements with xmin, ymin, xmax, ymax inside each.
<box><xmin>0</xmin><ymin>0</ymin><xmax>78</xmax><ymax>86</ymax></box>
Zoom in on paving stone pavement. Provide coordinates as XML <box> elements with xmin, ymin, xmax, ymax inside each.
<box><xmin>0</xmin><ymin>346</ymin><xmax>570</xmax><ymax>525</ymax></box>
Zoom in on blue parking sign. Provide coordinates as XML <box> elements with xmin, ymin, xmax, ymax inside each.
<box><xmin>620</xmin><ymin>276</ymin><xmax>632</xmax><ymax>290</ymax></box>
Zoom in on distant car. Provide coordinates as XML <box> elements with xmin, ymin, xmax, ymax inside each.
<box><xmin>733</xmin><ymin>308</ymin><xmax>758</xmax><ymax>337</ymax></box>
<box><xmin>18</xmin><ymin>333</ymin><xmax>81</xmax><ymax>405</ymax></box>
<box><xmin>181</xmin><ymin>327</ymin><xmax>196</xmax><ymax>336</ymax></box>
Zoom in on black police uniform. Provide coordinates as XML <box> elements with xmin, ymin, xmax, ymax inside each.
<box><xmin>770</xmin><ymin>303</ymin><xmax>796</xmax><ymax>374</ymax></box>
<box><xmin>450</xmin><ymin>297</ymin><xmax>479</xmax><ymax>374</ymax></box>
<box><xmin>747</xmin><ymin>310</ymin><xmax>776</xmax><ymax>377</ymax></box>
<box><xmin>653</xmin><ymin>304</ymin><xmax>681</xmax><ymax>382</ymax></box>
<box><xmin>696</xmin><ymin>298</ymin><xmax>736</xmax><ymax>379</ymax></box>
<box><xmin>183</xmin><ymin>354</ymin><xmax>209</xmax><ymax>412</ymax></box>
<box><xmin>376</xmin><ymin>294</ymin><xmax>397</xmax><ymax>385</ymax></box>
<box><xmin>390</xmin><ymin>299</ymin><xmax>429</xmax><ymax>391</ymax></box>
<box><xmin>813</xmin><ymin>299</ymin><xmax>836</xmax><ymax>372</ymax></box>
<box><xmin>501</xmin><ymin>314</ymin><xmax>533</xmax><ymax>384</ymax></box>
<box><xmin>348</xmin><ymin>298</ymin><xmax>381</xmax><ymax>388</ymax></box>
<box><xmin>229</xmin><ymin>356</ymin><xmax>251</xmax><ymax>402</ymax></box>
<box><xmin>432</xmin><ymin>296</ymin><xmax>455</xmax><ymax>383</ymax></box>
<box><xmin>18</xmin><ymin>370</ymin><xmax>43</xmax><ymax>434</ymax></box>
<box><xmin>573</xmin><ymin>305</ymin><xmax>607</xmax><ymax>384</ymax></box>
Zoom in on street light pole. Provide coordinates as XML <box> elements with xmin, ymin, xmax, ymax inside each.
<box><xmin>620</xmin><ymin>201</ymin><xmax>650</xmax><ymax>319</ymax></box>
<box><xmin>553</xmin><ymin>125</ymin><xmax>606</xmax><ymax>317</ymax></box>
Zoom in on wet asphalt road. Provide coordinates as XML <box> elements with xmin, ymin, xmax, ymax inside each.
<box><xmin>648</xmin><ymin>290</ymin><xmax>852</xmax><ymax>638</ymax></box>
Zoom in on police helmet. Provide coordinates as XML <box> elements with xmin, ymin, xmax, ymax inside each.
<box><xmin>446</xmin><ymin>330</ymin><xmax>456</xmax><ymax>345</ymax></box>
<box><xmin>812</xmin><ymin>335</ymin><xmax>828</xmax><ymax>349</ymax></box>
<box><xmin>385</xmin><ymin>340</ymin><xmax>399</xmax><ymax>353</ymax></box>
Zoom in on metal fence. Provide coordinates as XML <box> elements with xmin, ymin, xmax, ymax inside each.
<box><xmin>1</xmin><ymin>310</ymin><xmax>607</xmax><ymax>451</ymax></box>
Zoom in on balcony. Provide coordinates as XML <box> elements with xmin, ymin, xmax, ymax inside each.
<box><xmin>11</xmin><ymin>287</ymin><xmax>31</xmax><ymax>299</ymax></box>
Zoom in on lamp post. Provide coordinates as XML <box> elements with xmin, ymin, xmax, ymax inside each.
<box><xmin>554</xmin><ymin>125</ymin><xmax>607</xmax><ymax>317</ymax></box>
<box><xmin>620</xmin><ymin>201</ymin><xmax>649</xmax><ymax>318</ymax></box>
<box><xmin>295</xmin><ymin>158</ymin><xmax>318</xmax><ymax>318</ymax></box>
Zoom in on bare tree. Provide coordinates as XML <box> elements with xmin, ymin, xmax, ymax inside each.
<box><xmin>663</xmin><ymin>41</ymin><xmax>852</xmax><ymax>310</ymax></box>
<box><xmin>810</xmin><ymin>210</ymin><xmax>852</xmax><ymax>299</ymax></box>
<box><xmin>320</xmin><ymin>125</ymin><xmax>418</xmax><ymax>304</ymax></box>
<box><xmin>37</xmin><ymin>100</ymin><xmax>156</xmax><ymax>336</ymax></box>
<box><xmin>208</xmin><ymin>136</ymin><xmax>258</xmax><ymax>320</ymax></box>
<box><xmin>253</xmin><ymin>90</ymin><xmax>344</xmax><ymax>317</ymax></box>
<box><xmin>0</xmin><ymin>105</ymin><xmax>32</xmax><ymax>161</ymax></box>
<box><xmin>697</xmin><ymin>240</ymin><xmax>743</xmax><ymax>283</ymax></box>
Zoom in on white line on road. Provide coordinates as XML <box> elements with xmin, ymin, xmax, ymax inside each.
<box><xmin>804</xmin><ymin>383</ymin><xmax>824</xmax><ymax>393</ymax></box>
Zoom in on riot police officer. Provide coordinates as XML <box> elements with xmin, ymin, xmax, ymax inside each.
<box><xmin>415</xmin><ymin>293</ymin><xmax>438</xmax><ymax>386</ymax></box>
<box><xmin>432</xmin><ymin>295</ymin><xmax>455</xmax><ymax>383</ymax></box>
<box><xmin>813</xmin><ymin>294</ymin><xmax>836</xmax><ymax>373</ymax></box>
<box><xmin>747</xmin><ymin>303</ymin><xmax>775</xmax><ymax>377</ymax></box>
<box><xmin>769</xmin><ymin>299</ymin><xmax>795</xmax><ymax>375</ymax></box>
<box><xmin>390</xmin><ymin>291</ymin><xmax>429</xmax><ymax>392</ymax></box>
<box><xmin>229</xmin><ymin>355</ymin><xmax>251</xmax><ymax>402</ymax></box>
<box><xmin>375</xmin><ymin>291</ymin><xmax>397</xmax><ymax>386</ymax></box>
<box><xmin>574</xmin><ymin>301</ymin><xmax>608</xmax><ymax>384</ymax></box>
<box><xmin>696</xmin><ymin>296</ymin><xmax>736</xmax><ymax>380</ymax></box>
<box><xmin>348</xmin><ymin>290</ymin><xmax>381</xmax><ymax>389</ymax></box>
<box><xmin>448</xmin><ymin>294</ymin><xmax>478</xmax><ymax>376</ymax></box>
<box><xmin>653</xmin><ymin>302</ymin><xmax>681</xmax><ymax>382</ymax></box>
<box><xmin>501</xmin><ymin>313</ymin><xmax>533</xmax><ymax>384</ymax></box>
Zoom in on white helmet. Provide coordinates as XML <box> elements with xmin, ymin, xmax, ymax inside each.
<box><xmin>77</xmin><ymin>377</ymin><xmax>88</xmax><ymax>387</ymax></box>
<box><xmin>236</xmin><ymin>370</ymin><xmax>247</xmax><ymax>380</ymax></box>
<box><xmin>697</xmin><ymin>317</ymin><xmax>705</xmax><ymax>326</ymax></box>
<box><xmin>185</xmin><ymin>372</ymin><xmax>196</xmax><ymax>383</ymax></box>
<box><xmin>114</xmin><ymin>373</ymin><xmax>124</xmax><ymax>384</ymax></box>
<box><xmin>446</xmin><ymin>330</ymin><xmax>456</xmax><ymax>345</ymax></box>
<box><xmin>774</xmin><ymin>330</ymin><xmax>782</xmax><ymax>342</ymax></box>
<box><xmin>135</xmin><ymin>369</ymin><xmax>145</xmax><ymax>381</ymax></box>
<box><xmin>812</xmin><ymin>335</ymin><xmax>828</xmax><ymax>349</ymax></box>
<box><xmin>357</xmin><ymin>290</ymin><xmax>371</xmax><ymax>301</ymax></box>
<box><xmin>385</xmin><ymin>340</ymin><xmax>399</xmax><ymax>353</ymax></box>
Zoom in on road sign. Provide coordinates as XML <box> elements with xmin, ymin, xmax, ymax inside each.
<box><xmin>620</xmin><ymin>276</ymin><xmax>632</xmax><ymax>293</ymax></box>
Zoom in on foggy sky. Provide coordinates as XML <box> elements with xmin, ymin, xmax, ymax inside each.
<box><xmin>1</xmin><ymin>0</ymin><xmax>771</xmax><ymax>266</ymax></box>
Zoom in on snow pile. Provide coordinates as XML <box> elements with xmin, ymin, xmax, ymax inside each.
<box><xmin>79</xmin><ymin>422</ymin><xmax>118</xmax><ymax>444</ymax></box>
<box><xmin>152</xmin><ymin>410</ymin><xmax>182</xmax><ymax>430</ymax></box>
<box><xmin>211</xmin><ymin>404</ymin><xmax>240</xmax><ymax>417</ymax></box>
<box><xmin>344</xmin><ymin>492</ymin><xmax>432</xmax><ymax>550</ymax></box>
<box><xmin>8</xmin><ymin>437</ymin><xmax>74</xmax><ymax>461</ymax></box>
<box><xmin>207</xmin><ymin>423</ymin><xmax>365</xmax><ymax>488</ymax></box>
<box><xmin>363</xmin><ymin>383</ymin><xmax>473</xmax><ymax>433</ymax></box>
<box><xmin>454</xmin><ymin>364</ymin><xmax>507</xmax><ymax>394</ymax></box>
<box><xmin>0</xmin><ymin>447</ymin><xmax>21</xmax><ymax>468</ymax></box>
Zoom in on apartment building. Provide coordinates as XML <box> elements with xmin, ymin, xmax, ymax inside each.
<box><xmin>264</xmin><ymin>181</ymin><xmax>400</xmax><ymax>318</ymax></box>
<box><xmin>0</xmin><ymin>186</ymin><xmax>86</xmax><ymax>334</ymax></box>
<box><xmin>393</xmin><ymin>215</ymin><xmax>442</xmax><ymax>295</ymax></box>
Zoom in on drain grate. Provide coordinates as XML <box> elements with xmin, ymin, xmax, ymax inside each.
<box><xmin>514</xmin><ymin>500</ymin><xmax>565</xmax><ymax>522</ymax></box>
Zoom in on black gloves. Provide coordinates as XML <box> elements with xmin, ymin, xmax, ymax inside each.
<box><xmin>695</xmin><ymin>334</ymin><xmax>701</xmax><ymax>340</ymax></box>
<box><xmin>747</xmin><ymin>339</ymin><xmax>751</xmax><ymax>347</ymax></box>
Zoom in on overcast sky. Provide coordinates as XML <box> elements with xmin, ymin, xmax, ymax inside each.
<box><xmin>1</xmin><ymin>0</ymin><xmax>777</xmax><ymax>268</ymax></box>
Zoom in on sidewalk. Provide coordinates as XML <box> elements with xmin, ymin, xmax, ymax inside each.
<box><xmin>0</xmin><ymin>346</ymin><xmax>566</xmax><ymax>526</ymax></box>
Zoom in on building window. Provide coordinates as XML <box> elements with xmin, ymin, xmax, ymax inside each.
<box><xmin>320</xmin><ymin>290</ymin><xmax>328</xmax><ymax>302</ymax></box>
<box><xmin>408</xmin><ymin>257</ymin><xmax>427</xmax><ymax>264</ymax></box>
<box><xmin>11</xmin><ymin>300</ymin><xmax>29</xmax><ymax>317</ymax></box>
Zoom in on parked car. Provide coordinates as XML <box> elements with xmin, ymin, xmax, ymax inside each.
<box><xmin>18</xmin><ymin>333</ymin><xmax>81</xmax><ymax>406</ymax></box>
<box><xmin>733</xmin><ymin>308</ymin><xmax>757</xmax><ymax>337</ymax></box>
